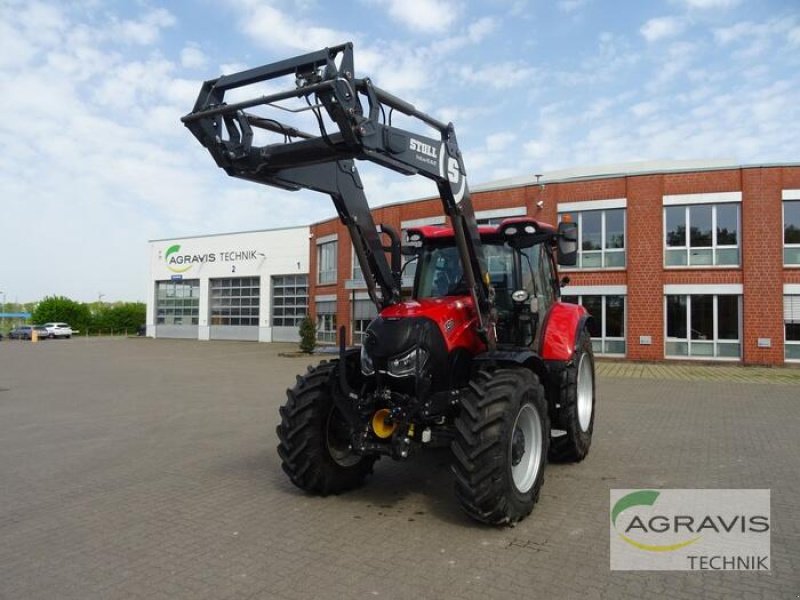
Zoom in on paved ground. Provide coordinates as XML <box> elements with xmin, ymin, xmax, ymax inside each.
<box><xmin>0</xmin><ymin>338</ymin><xmax>798</xmax><ymax>599</ymax></box>
<box><xmin>597</xmin><ymin>360</ymin><xmax>800</xmax><ymax>384</ymax></box>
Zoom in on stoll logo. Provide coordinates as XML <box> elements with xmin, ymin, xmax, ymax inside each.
<box><xmin>610</xmin><ymin>489</ymin><xmax>770</xmax><ymax>571</ymax></box>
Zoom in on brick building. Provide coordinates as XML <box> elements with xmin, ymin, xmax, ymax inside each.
<box><xmin>308</xmin><ymin>160</ymin><xmax>800</xmax><ymax>365</ymax></box>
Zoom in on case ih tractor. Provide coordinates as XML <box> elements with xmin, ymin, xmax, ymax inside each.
<box><xmin>182</xmin><ymin>43</ymin><xmax>595</xmax><ymax>525</ymax></box>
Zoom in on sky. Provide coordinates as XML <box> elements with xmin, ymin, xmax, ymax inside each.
<box><xmin>1</xmin><ymin>0</ymin><xmax>798</xmax><ymax>303</ymax></box>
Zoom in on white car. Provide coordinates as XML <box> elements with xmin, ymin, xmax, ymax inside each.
<box><xmin>41</xmin><ymin>322</ymin><xmax>73</xmax><ymax>339</ymax></box>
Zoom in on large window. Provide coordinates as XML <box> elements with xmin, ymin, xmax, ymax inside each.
<box><xmin>665</xmin><ymin>294</ymin><xmax>740</xmax><ymax>358</ymax></box>
<box><xmin>416</xmin><ymin>244</ymin><xmax>514</xmax><ymax>299</ymax></box>
<box><xmin>786</xmin><ymin>296</ymin><xmax>800</xmax><ymax>361</ymax></box>
<box><xmin>316</xmin><ymin>300</ymin><xmax>337</xmax><ymax>343</ymax></box>
<box><xmin>271</xmin><ymin>275</ymin><xmax>308</xmax><ymax>328</ymax></box>
<box><xmin>784</xmin><ymin>201</ymin><xmax>800</xmax><ymax>265</ymax></box>
<box><xmin>561</xmin><ymin>294</ymin><xmax>626</xmax><ymax>355</ymax></box>
<box><xmin>558</xmin><ymin>209</ymin><xmax>625</xmax><ymax>269</ymax></box>
<box><xmin>351</xmin><ymin>244</ymin><xmax>364</xmax><ymax>284</ymax></box>
<box><xmin>155</xmin><ymin>280</ymin><xmax>200</xmax><ymax>325</ymax></box>
<box><xmin>665</xmin><ymin>204</ymin><xmax>739</xmax><ymax>266</ymax></box>
<box><xmin>352</xmin><ymin>299</ymin><xmax>377</xmax><ymax>345</ymax></box>
<box><xmin>209</xmin><ymin>277</ymin><xmax>260</xmax><ymax>326</ymax></box>
<box><xmin>317</xmin><ymin>240</ymin><xmax>337</xmax><ymax>284</ymax></box>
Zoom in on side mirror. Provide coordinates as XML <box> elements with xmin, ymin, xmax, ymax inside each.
<box><xmin>557</xmin><ymin>221</ymin><xmax>578</xmax><ymax>266</ymax></box>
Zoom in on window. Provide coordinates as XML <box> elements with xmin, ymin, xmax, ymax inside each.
<box><xmin>561</xmin><ymin>294</ymin><xmax>626</xmax><ymax>355</ymax></box>
<box><xmin>416</xmin><ymin>244</ymin><xmax>515</xmax><ymax>300</ymax></box>
<box><xmin>351</xmin><ymin>244</ymin><xmax>364</xmax><ymax>283</ymax></box>
<box><xmin>784</xmin><ymin>201</ymin><xmax>800</xmax><ymax>265</ymax></box>
<box><xmin>317</xmin><ymin>240</ymin><xmax>337</xmax><ymax>284</ymax></box>
<box><xmin>155</xmin><ymin>280</ymin><xmax>200</xmax><ymax>325</ymax></box>
<box><xmin>401</xmin><ymin>254</ymin><xmax>418</xmax><ymax>289</ymax></box>
<box><xmin>316</xmin><ymin>301</ymin><xmax>337</xmax><ymax>343</ymax></box>
<box><xmin>209</xmin><ymin>277</ymin><xmax>260</xmax><ymax>326</ymax></box>
<box><xmin>665</xmin><ymin>294</ymin><xmax>740</xmax><ymax>358</ymax></box>
<box><xmin>785</xmin><ymin>296</ymin><xmax>800</xmax><ymax>361</ymax></box>
<box><xmin>271</xmin><ymin>274</ymin><xmax>308</xmax><ymax>328</ymax></box>
<box><xmin>558</xmin><ymin>209</ymin><xmax>625</xmax><ymax>269</ymax></box>
<box><xmin>665</xmin><ymin>204</ymin><xmax>739</xmax><ymax>266</ymax></box>
<box><xmin>401</xmin><ymin>229</ymin><xmax>421</xmax><ymax>288</ymax></box>
<box><xmin>352</xmin><ymin>299</ymin><xmax>377</xmax><ymax>345</ymax></box>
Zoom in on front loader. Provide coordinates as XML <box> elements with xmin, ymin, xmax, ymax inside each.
<box><xmin>182</xmin><ymin>43</ymin><xmax>595</xmax><ymax>525</ymax></box>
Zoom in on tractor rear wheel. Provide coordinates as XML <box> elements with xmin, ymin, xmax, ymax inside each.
<box><xmin>452</xmin><ymin>368</ymin><xmax>549</xmax><ymax>525</ymax></box>
<box><xmin>550</xmin><ymin>329</ymin><xmax>595</xmax><ymax>462</ymax></box>
<box><xmin>277</xmin><ymin>361</ymin><xmax>376</xmax><ymax>495</ymax></box>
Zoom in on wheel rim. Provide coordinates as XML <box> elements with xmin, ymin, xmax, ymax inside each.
<box><xmin>577</xmin><ymin>353</ymin><xmax>594</xmax><ymax>432</ymax></box>
<box><xmin>326</xmin><ymin>407</ymin><xmax>360</xmax><ymax>467</ymax></box>
<box><xmin>509</xmin><ymin>402</ymin><xmax>543</xmax><ymax>494</ymax></box>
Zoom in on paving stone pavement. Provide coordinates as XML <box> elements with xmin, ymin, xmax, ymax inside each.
<box><xmin>597</xmin><ymin>359</ymin><xmax>800</xmax><ymax>384</ymax></box>
<box><xmin>0</xmin><ymin>338</ymin><xmax>798</xmax><ymax>599</ymax></box>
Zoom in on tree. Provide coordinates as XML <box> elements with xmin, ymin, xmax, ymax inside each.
<box><xmin>90</xmin><ymin>302</ymin><xmax>145</xmax><ymax>334</ymax></box>
<box><xmin>32</xmin><ymin>296</ymin><xmax>91</xmax><ymax>331</ymax></box>
<box><xmin>298</xmin><ymin>316</ymin><xmax>317</xmax><ymax>354</ymax></box>
<box><xmin>106</xmin><ymin>303</ymin><xmax>146</xmax><ymax>333</ymax></box>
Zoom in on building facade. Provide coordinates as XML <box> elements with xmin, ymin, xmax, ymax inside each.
<box><xmin>307</xmin><ymin>161</ymin><xmax>800</xmax><ymax>366</ymax></box>
<box><xmin>147</xmin><ymin>226</ymin><xmax>310</xmax><ymax>343</ymax></box>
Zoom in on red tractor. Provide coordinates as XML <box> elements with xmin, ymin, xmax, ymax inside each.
<box><xmin>183</xmin><ymin>43</ymin><xmax>595</xmax><ymax>525</ymax></box>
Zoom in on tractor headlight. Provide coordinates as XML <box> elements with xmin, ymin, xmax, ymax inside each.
<box><xmin>388</xmin><ymin>347</ymin><xmax>429</xmax><ymax>378</ymax></box>
<box><xmin>360</xmin><ymin>345</ymin><xmax>374</xmax><ymax>376</ymax></box>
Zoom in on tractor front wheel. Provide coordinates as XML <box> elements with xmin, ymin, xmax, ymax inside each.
<box><xmin>550</xmin><ymin>329</ymin><xmax>595</xmax><ymax>462</ymax></box>
<box><xmin>277</xmin><ymin>361</ymin><xmax>376</xmax><ymax>495</ymax></box>
<box><xmin>452</xmin><ymin>368</ymin><xmax>549</xmax><ymax>525</ymax></box>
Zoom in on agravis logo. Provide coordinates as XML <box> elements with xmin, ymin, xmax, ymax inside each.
<box><xmin>165</xmin><ymin>244</ymin><xmax>191</xmax><ymax>273</ymax></box>
<box><xmin>612</xmin><ymin>490</ymin><xmax>701</xmax><ymax>552</ymax></box>
<box><xmin>164</xmin><ymin>244</ymin><xmax>217</xmax><ymax>273</ymax></box>
<box><xmin>610</xmin><ymin>489</ymin><xmax>770</xmax><ymax>571</ymax></box>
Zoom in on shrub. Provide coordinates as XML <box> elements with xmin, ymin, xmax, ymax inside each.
<box><xmin>298</xmin><ymin>316</ymin><xmax>316</xmax><ymax>354</ymax></box>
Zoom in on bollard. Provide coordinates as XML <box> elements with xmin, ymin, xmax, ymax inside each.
<box><xmin>31</xmin><ymin>329</ymin><xmax>38</xmax><ymax>343</ymax></box>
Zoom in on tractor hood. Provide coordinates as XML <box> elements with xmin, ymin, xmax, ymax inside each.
<box><xmin>376</xmin><ymin>296</ymin><xmax>484</xmax><ymax>354</ymax></box>
<box><xmin>363</xmin><ymin>296</ymin><xmax>484</xmax><ymax>392</ymax></box>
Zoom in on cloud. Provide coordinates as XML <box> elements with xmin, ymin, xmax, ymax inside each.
<box><xmin>378</xmin><ymin>0</ymin><xmax>462</xmax><ymax>33</ymax></box>
<box><xmin>640</xmin><ymin>16</ymin><xmax>687</xmax><ymax>42</ymax></box>
<box><xmin>458</xmin><ymin>61</ymin><xmax>539</xmax><ymax>89</ymax></box>
<box><xmin>630</xmin><ymin>101</ymin><xmax>660</xmax><ymax>118</ymax></box>
<box><xmin>180</xmin><ymin>45</ymin><xmax>208</xmax><ymax>69</ymax></box>
<box><xmin>790</xmin><ymin>27</ymin><xmax>800</xmax><ymax>46</ymax></box>
<box><xmin>557</xmin><ymin>0</ymin><xmax>589</xmax><ymax>13</ymax></box>
<box><xmin>111</xmin><ymin>8</ymin><xmax>176</xmax><ymax>45</ymax></box>
<box><xmin>237</xmin><ymin>4</ymin><xmax>354</xmax><ymax>52</ymax></box>
<box><xmin>680</xmin><ymin>0</ymin><xmax>740</xmax><ymax>8</ymax></box>
<box><xmin>485</xmin><ymin>132</ymin><xmax>517</xmax><ymax>153</ymax></box>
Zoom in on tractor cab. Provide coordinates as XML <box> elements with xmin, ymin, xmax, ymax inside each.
<box><xmin>405</xmin><ymin>217</ymin><xmax>577</xmax><ymax>347</ymax></box>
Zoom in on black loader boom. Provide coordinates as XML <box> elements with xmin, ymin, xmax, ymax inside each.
<box><xmin>181</xmin><ymin>43</ymin><xmax>496</xmax><ymax>347</ymax></box>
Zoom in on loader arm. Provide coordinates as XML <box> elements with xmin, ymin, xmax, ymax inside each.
<box><xmin>181</xmin><ymin>43</ymin><xmax>495</xmax><ymax>347</ymax></box>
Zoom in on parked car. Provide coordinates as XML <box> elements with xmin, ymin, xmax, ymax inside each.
<box><xmin>41</xmin><ymin>322</ymin><xmax>73</xmax><ymax>339</ymax></box>
<box><xmin>8</xmin><ymin>325</ymin><xmax>50</xmax><ymax>340</ymax></box>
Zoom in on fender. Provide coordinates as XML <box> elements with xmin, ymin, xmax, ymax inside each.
<box><xmin>472</xmin><ymin>349</ymin><xmax>549</xmax><ymax>385</ymax></box>
<box><xmin>540</xmin><ymin>301</ymin><xmax>591</xmax><ymax>361</ymax></box>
